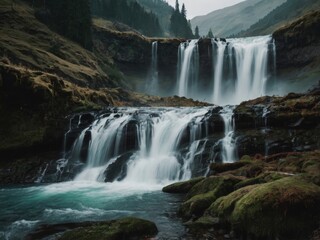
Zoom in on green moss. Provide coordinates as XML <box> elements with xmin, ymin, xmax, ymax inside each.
<box><xmin>184</xmin><ymin>216</ymin><xmax>221</xmax><ymax>235</ymax></box>
<box><xmin>162</xmin><ymin>177</ymin><xmax>205</xmax><ymax>194</ymax></box>
<box><xmin>209</xmin><ymin>185</ymin><xmax>258</xmax><ymax>218</ymax></box>
<box><xmin>179</xmin><ymin>191</ymin><xmax>217</xmax><ymax>219</ymax></box>
<box><xmin>239</xmin><ymin>155</ymin><xmax>252</xmax><ymax>162</ymax></box>
<box><xmin>234</xmin><ymin>172</ymin><xmax>288</xmax><ymax>189</ymax></box>
<box><xmin>210</xmin><ymin>162</ymin><xmax>250</xmax><ymax>174</ymax></box>
<box><xmin>187</xmin><ymin>175</ymin><xmax>241</xmax><ymax>199</ymax></box>
<box><xmin>60</xmin><ymin>217</ymin><xmax>158</xmax><ymax>240</ymax></box>
<box><xmin>212</xmin><ymin>177</ymin><xmax>320</xmax><ymax>239</ymax></box>
<box><xmin>178</xmin><ymin>176</ymin><xmax>241</xmax><ymax>219</ymax></box>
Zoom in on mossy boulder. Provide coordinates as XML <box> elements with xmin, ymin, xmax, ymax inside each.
<box><xmin>234</xmin><ymin>171</ymin><xmax>288</xmax><ymax>189</ymax></box>
<box><xmin>59</xmin><ymin>217</ymin><xmax>158</xmax><ymax>240</ymax></box>
<box><xmin>210</xmin><ymin>177</ymin><xmax>320</xmax><ymax>239</ymax></box>
<box><xmin>210</xmin><ymin>161</ymin><xmax>250</xmax><ymax>174</ymax></box>
<box><xmin>162</xmin><ymin>177</ymin><xmax>205</xmax><ymax>194</ymax></box>
<box><xmin>178</xmin><ymin>175</ymin><xmax>242</xmax><ymax>219</ymax></box>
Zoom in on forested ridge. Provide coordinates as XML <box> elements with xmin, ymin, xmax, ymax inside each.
<box><xmin>30</xmin><ymin>0</ymin><xmax>195</xmax><ymax>43</ymax></box>
<box><xmin>32</xmin><ymin>0</ymin><xmax>93</xmax><ymax>49</ymax></box>
<box><xmin>91</xmin><ymin>0</ymin><xmax>163</xmax><ymax>37</ymax></box>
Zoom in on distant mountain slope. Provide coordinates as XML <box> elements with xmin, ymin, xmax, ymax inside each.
<box><xmin>133</xmin><ymin>0</ymin><xmax>174</xmax><ymax>36</ymax></box>
<box><xmin>191</xmin><ymin>0</ymin><xmax>286</xmax><ymax>37</ymax></box>
<box><xmin>238</xmin><ymin>0</ymin><xmax>320</xmax><ymax>36</ymax></box>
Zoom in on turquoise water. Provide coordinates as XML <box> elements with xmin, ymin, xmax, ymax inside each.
<box><xmin>0</xmin><ymin>181</ymin><xmax>185</xmax><ymax>240</ymax></box>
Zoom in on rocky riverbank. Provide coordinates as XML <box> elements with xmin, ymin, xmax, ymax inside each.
<box><xmin>25</xmin><ymin>217</ymin><xmax>158</xmax><ymax>240</ymax></box>
<box><xmin>163</xmin><ymin>150</ymin><xmax>320</xmax><ymax>240</ymax></box>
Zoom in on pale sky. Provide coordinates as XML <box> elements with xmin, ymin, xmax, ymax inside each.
<box><xmin>166</xmin><ymin>0</ymin><xmax>246</xmax><ymax>19</ymax></box>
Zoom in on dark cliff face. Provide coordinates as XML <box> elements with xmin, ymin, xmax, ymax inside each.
<box><xmin>95</xmin><ymin>31</ymin><xmax>214</xmax><ymax>96</ymax></box>
<box><xmin>271</xmin><ymin>10</ymin><xmax>320</xmax><ymax>94</ymax></box>
<box><xmin>273</xmin><ymin>11</ymin><xmax>320</xmax><ymax>69</ymax></box>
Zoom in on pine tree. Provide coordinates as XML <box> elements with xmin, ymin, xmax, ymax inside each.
<box><xmin>46</xmin><ymin>0</ymin><xmax>93</xmax><ymax>50</ymax></box>
<box><xmin>207</xmin><ymin>28</ymin><xmax>214</xmax><ymax>38</ymax></box>
<box><xmin>194</xmin><ymin>26</ymin><xmax>200</xmax><ymax>38</ymax></box>
<box><xmin>90</xmin><ymin>0</ymin><xmax>163</xmax><ymax>37</ymax></box>
<box><xmin>170</xmin><ymin>1</ymin><xmax>194</xmax><ymax>38</ymax></box>
<box><xmin>181</xmin><ymin>3</ymin><xmax>186</xmax><ymax>18</ymax></box>
<box><xmin>175</xmin><ymin>0</ymin><xmax>180</xmax><ymax>12</ymax></box>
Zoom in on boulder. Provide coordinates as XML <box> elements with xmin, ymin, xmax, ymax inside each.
<box><xmin>26</xmin><ymin>217</ymin><xmax>158</xmax><ymax>240</ymax></box>
<box><xmin>162</xmin><ymin>177</ymin><xmax>205</xmax><ymax>194</ymax></box>
<box><xmin>209</xmin><ymin>177</ymin><xmax>320</xmax><ymax>239</ymax></box>
<box><xmin>104</xmin><ymin>152</ymin><xmax>133</xmax><ymax>182</ymax></box>
<box><xmin>178</xmin><ymin>175</ymin><xmax>242</xmax><ymax>220</ymax></box>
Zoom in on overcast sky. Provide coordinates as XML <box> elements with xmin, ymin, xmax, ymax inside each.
<box><xmin>166</xmin><ymin>0</ymin><xmax>246</xmax><ymax>19</ymax></box>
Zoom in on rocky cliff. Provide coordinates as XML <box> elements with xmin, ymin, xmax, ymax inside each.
<box><xmin>273</xmin><ymin>10</ymin><xmax>320</xmax><ymax>92</ymax></box>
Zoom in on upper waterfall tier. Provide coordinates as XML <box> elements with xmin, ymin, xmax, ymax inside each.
<box><xmin>144</xmin><ymin>36</ymin><xmax>275</xmax><ymax>105</ymax></box>
<box><xmin>177</xmin><ymin>35</ymin><xmax>275</xmax><ymax>105</ymax></box>
<box><xmin>216</xmin><ymin>35</ymin><xmax>275</xmax><ymax>105</ymax></box>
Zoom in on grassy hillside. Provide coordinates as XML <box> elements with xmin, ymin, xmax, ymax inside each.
<box><xmin>0</xmin><ymin>0</ymin><xmax>125</xmax><ymax>89</ymax></box>
<box><xmin>239</xmin><ymin>0</ymin><xmax>320</xmax><ymax>36</ymax></box>
<box><xmin>191</xmin><ymin>0</ymin><xmax>286</xmax><ymax>37</ymax></box>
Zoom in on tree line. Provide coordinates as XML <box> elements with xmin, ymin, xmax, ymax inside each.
<box><xmin>169</xmin><ymin>0</ymin><xmax>194</xmax><ymax>38</ymax></box>
<box><xmin>30</xmin><ymin>0</ymin><xmax>217</xmax><ymax>50</ymax></box>
<box><xmin>32</xmin><ymin>0</ymin><xmax>93</xmax><ymax>50</ymax></box>
<box><xmin>91</xmin><ymin>0</ymin><xmax>163</xmax><ymax>37</ymax></box>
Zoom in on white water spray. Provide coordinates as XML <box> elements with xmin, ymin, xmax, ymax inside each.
<box><xmin>212</xmin><ymin>39</ymin><xmax>227</xmax><ymax>104</ymax></box>
<box><xmin>212</xmin><ymin>35</ymin><xmax>273</xmax><ymax>105</ymax></box>
<box><xmin>177</xmin><ymin>40</ymin><xmax>199</xmax><ymax>98</ymax></box>
<box><xmin>220</xmin><ymin>106</ymin><xmax>237</xmax><ymax>163</ymax></box>
<box><xmin>74</xmin><ymin>108</ymin><xmax>210</xmax><ymax>184</ymax></box>
<box><xmin>146</xmin><ymin>41</ymin><xmax>159</xmax><ymax>94</ymax></box>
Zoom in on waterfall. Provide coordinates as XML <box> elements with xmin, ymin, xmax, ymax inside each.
<box><xmin>146</xmin><ymin>41</ymin><xmax>159</xmax><ymax>94</ymax></box>
<box><xmin>173</xmin><ymin>35</ymin><xmax>275</xmax><ymax>105</ymax></box>
<box><xmin>211</xmin><ymin>35</ymin><xmax>273</xmax><ymax>105</ymax></box>
<box><xmin>212</xmin><ymin>39</ymin><xmax>227</xmax><ymax>104</ymax></box>
<box><xmin>74</xmin><ymin>108</ymin><xmax>211</xmax><ymax>184</ymax></box>
<box><xmin>219</xmin><ymin>106</ymin><xmax>237</xmax><ymax>163</ymax></box>
<box><xmin>177</xmin><ymin>40</ymin><xmax>199</xmax><ymax>98</ymax></box>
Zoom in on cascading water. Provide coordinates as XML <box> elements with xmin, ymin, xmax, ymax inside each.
<box><xmin>212</xmin><ymin>39</ymin><xmax>227</xmax><ymax>104</ymax></box>
<box><xmin>177</xmin><ymin>40</ymin><xmax>199</xmax><ymax>98</ymax></box>
<box><xmin>173</xmin><ymin>35</ymin><xmax>275</xmax><ymax>105</ymax></box>
<box><xmin>146</xmin><ymin>41</ymin><xmax>159</xmax><ymax>94</ymax></box>
<box><xmin>74</xmin><ymin>108</ymin><xmax>211</xmax><ymax>184</ymax></box>
<box><xmin>211</xmin><ymin>35</ymin><xmax>274</xmax><ymax>105</ymax></box>
<box><xmin>219</xmin><ymin>106</ymin><xmax>237</xmax><ymax>163</ymax></box>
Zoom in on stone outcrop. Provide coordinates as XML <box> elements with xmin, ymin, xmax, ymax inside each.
<box><xmin>273</xmin><ymin>10</ymin><xmax>320</xmax><ymax>69</ymax></box>
<box><xmin>273</xmin><ymin>10</ymin><xmax>320</xmax><ymax>92</ymax></box>
<box><xmin>164</xmin><ymin>151</ymin><xmax>320</xmax><ymax>239</ymax></box>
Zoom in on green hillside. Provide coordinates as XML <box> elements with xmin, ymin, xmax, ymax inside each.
<box><xmin>191</xmin><ymin>0</ymin><xmax>286</xmax><ymax>37</ymax></box>
<box><xmin>238</xmin><ymin>0</ymin><xmax>320</xmax><ymax>36</ymax></box>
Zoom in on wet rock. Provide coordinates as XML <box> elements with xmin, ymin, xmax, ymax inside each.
<box><xmin>104</xmin><ymin>152</ymin><xmax>133</xmax><ymax>182</ymax></box>
<box><xmin>122</xmin><ymin>119</ymin><xmax>139</xmax><ymax>153</ymax></box>
<box><xmin>163</xmin><ymin>177</ymin><xmax>205</xmax><ymax>194</ymax></box>
<box><xmin>80</xmin><ymin>130</ymin><xmax>91</xmax><ymax>163</ymax></box>
<box><xmin>26</xmin><ymin>217</ymin><xmax>158</xmax><ymax>240</ymax></box>
<box><xmin>79</xmin><ymin>113</ymin><xmax>95</xmax><ymax>128</ymax></box>
<box><xmin>210</xmin><ymin>162</ymin><xmax>250</xmax><ymax>174</ymax></box>
<box><xmin>274</xmin><ymin>11</ymin><xmax>320</xmax><ymax>69</ymax></box>
<box><xmin>204</xmin><ymin>113</ymin><xmax>225</xmax><ymax>135</ymax></box>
